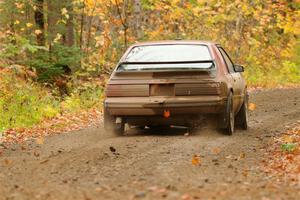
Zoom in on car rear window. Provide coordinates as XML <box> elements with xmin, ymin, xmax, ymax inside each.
<box><xmin>118</xmin><ymin>44</ymin><xmax>214</xmax><ymax>71</ymax></box>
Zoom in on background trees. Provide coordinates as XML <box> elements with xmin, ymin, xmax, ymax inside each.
<box><xmin>0</xmin><ymin>0</ymin><xmax>299</xmax><ymax>132</ymax></box>
<box><xmin>0</xmin><ymin>0</ymin><xmax>299</xmax><ymax>86</ymax></box>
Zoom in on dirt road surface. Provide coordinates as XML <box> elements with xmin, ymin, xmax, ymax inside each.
<box><xmin>1</xmin><ymin>88</ymin><xmax>300</xmax><ymax>200</ymax></box>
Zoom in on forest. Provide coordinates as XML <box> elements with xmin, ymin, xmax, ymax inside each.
<box><xmin>0</xmin><ymin>0</ymin><xmax>299</xmax><ymax>132</ymax></box>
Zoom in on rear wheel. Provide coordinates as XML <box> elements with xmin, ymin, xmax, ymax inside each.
<box><xmin>104</xmin><ymin>107</ymin><xmax>125</xmax><ymax>136</ymax></box>
<box><xmin>223</xmin><ymin>92</ymin><xmax>235</xmax><ymax>135</ymax></box>
<box><xmin>235</xmin><ymin>93</ymin><xmax>248</xmax><ymax>130</ymax></box>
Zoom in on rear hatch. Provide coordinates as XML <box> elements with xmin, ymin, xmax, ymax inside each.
<box><xmin>106</xmin><ymin>44</ymin><xmax>221</xmax><ymax>97</ymax></box>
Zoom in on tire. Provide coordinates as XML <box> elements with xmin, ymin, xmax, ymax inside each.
<box><xmin>104</xmin><ymin>107</ymin><xmax>125</xmax><ymax>136</ymax></box>
<box><xmin>223</xmin><ymin>92</ymin><xmax>235</xmax><ymax>135</ymax></box>
<box><xmin>235</xmin><ymin>93</ymin><xmax>248</xmax><ymax>130</ymax></box>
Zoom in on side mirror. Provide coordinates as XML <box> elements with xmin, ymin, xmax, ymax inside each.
<box><xmin>234</xmin><ymin>65</ymin><xmax>244</xmax><ymax>72</ymax></box>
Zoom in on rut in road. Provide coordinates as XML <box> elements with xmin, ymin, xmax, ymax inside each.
<box><xmin>0</xmin><ymin>88</ymin><xmax>300</xmax><ymax>200</ymax></box>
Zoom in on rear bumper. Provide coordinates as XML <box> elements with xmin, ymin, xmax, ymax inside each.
<box><xmin>104</xmin><ymin>96</ymin><xmax>227</xmax><ymax>116</ymax></box>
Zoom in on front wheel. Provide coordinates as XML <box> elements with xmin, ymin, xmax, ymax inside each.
<box><xmin>104</xmin><ymin>107</ymin><xmax>125</xmax><ymax>136</ymax></box>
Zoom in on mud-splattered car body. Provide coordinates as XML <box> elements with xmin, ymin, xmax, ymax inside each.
<box><xmin>104</xmin><ymin>40</ymin><xmax>248</xmax><ymax>135</ymax></box>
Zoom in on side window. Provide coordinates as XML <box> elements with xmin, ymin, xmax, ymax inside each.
<box><xmin>218</xmin><ymin>47</ymin><xmax>235</xmax><ymax>73</ymax></box>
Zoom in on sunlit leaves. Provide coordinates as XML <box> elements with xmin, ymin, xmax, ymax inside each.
<box><xmin>0</xmin><ymin>0</ymin><xmax>299</xmax><ymax>85</ymax></box>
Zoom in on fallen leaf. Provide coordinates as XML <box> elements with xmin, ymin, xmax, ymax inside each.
<box><xmin>4</xmin><ymin>159</ymin><xmax>12</xmax><ymax>166</ymax></box>
<box><xmin>40</xmin><ymin>159</ymin><xmax>49</xmax><ymax>164</ymax></box>
<box><xmin>33</xmin><ymin>151</ymin><xmax>40</xmax><ymax>157</ymax></box>
<box><xmin>181</xmin><ymin>194</ymin><xmax>191</xmax><ymax>200</ymax></box>
<box><xmin>148</xmin><ymin>186</ymin><xmax>158</xmax><ymax>192</ymax></box>
<box><xmin>36</xmin><ymin>137</ymin><xmax>44</xmax><ymax>145</ymax></box>
<box><xmin>239</xmin><ymin>152</ymin><xmax>245</xmax><ymax>159</ymax></box>
<box><xmin>95</xmin><ymin>187</ymin><xmax>103</xmax><ymax>192</ymax></box>
<box><xmin>248</xmin><ymin>103</ymin><xmax>256</xmax><ymax>111</ymax></box>
<box><xmin>212</xmin><ymin>147</ymin><xmax>221</xmax><ymax>154</ymax></box>
<box><xmin>192</xmin><ymin>155</ymin><xmax>201</xmax><ymax>166</ymax></box>
<box><xmin>242</xmin><ymin>170</ymin><xmax>249</xmax><ymax>177</ymax></box>
<box><xmin>157</xmin><ymin>188</ymin><xmax>167</xmax><ymax>193</ymax></box>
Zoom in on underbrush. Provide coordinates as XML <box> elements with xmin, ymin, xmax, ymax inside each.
<box><xmin>245</xmin><ymin>62</ymin><xmax>300</xmax><ymax>87</ymax></box>
<box><xmin>0</xmin><ymin>69</ymin><xmax>104</xmax><ymax>132</ymax></box>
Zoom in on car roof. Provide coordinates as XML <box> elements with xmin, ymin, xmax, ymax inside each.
<box><xmin>130</xmin><ymin>40</ymin><xmax>219</xmax><ymax>47</ymax></box>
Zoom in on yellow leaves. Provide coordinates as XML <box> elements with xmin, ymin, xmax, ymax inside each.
<box><xmin>282</xmin><ymin>135</ymin><xmax>295</xmax><ymax>144</ymax></box>
<box><xmin>15</xmin><ymin>2</ymin><xmax>24</xmax><ymax>9</ymax></box>
<box><xmin>111</xmin><ymin>0</ymin><xmax>124</xmax><ymax>6</ymax></box>
<box><xmin>191</xmin><ymin>155</ymin><xmax>201</xmax><ymax>166</ymax></box>
<box><xmin>54</xmin><ymin>33</ymin><xmax>62</xmax><ymax>43</ymax></box>
<box><xmin>86</xmin><ymin>0</ymin><xmax>97</xmax><ymax>8</ymax></box>
<box><xmin>34</xmin><ymin>29</ymin><xmax>42</xmax><ymax>35</ymax></box>
<box><xmin>61</xmin><ymin>8</ymin><xmax>70</xmax><ymax>19</ymax></box>
<box><xmin>26</xmin><ymin>23</ymin><xmax>33</xmax><ymax>28</ymax></box>
<box><xmin>61</xmin><ymin>8</ymin><xmax>68</xmax><ymax>15</ymax></box>
<box><xmin>248</xmin><ymin>103</ymin><xmax>256</xmax><ymax>111</ymax></box>
<box><xmin>95</xmin><ymin>35</ymin><xmax>105</xmax><ymax>48</ymax></box>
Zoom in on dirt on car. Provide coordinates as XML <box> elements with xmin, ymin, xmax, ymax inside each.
<box><xmin>0</xmin><ymin>88</ymin><xmax>300</xmax><ymax>200</ymax></box>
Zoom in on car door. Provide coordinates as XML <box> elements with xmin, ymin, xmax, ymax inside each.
<box><xmin>217</xmin><ymin>47</ymin><xmax>243</xmax><ymax>112</ymax></box>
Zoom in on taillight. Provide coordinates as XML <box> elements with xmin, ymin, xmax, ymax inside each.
<box><xmin>105</xmin><ymin>84</ymin><xmax>149</xmax><ymax>97</ymax></box>
<box><xmin>175</xmin><ymin>83</ymin><xmax>221</xmax><ymax>96</ymax></box>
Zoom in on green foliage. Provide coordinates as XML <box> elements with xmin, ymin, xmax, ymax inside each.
<box><xmin>28</xmin><ymin>44</ymin><xmax>82</xmax><ymax>82</ymax></box>
<box><xmin>281</xmin><ymin>143</ymin><xmax>297</xmax><ymax>152</ymax></box>
<box><xmin>0</xmin><ymin>35</ymin><xmax>46</xmax><ymax>62</ymax></box>
<box><xmin>0</xmin><ymin>71</ymin><xmax>103</xmax><ymax>132</ymax></box>
<box><xmin>0</xmin><ymin>73</ymin><xmax>60</xmax><ymax>132</ymax></box>
<box><xmin>61</xmin><ymin>83</ymin><xmax>104</xmax><ymax>112</ymax></box>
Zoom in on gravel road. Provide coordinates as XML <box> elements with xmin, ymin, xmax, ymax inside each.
<box><xmin>0</xmin><ymin>88</ymin><xmax>300</xmax><ymax>200</ymax></box>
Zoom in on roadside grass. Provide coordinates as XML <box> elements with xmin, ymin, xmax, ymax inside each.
<box><xmin>0</xmin><ymin>69</ymin><xmax>104</xmax><ymax>134</ymax></box>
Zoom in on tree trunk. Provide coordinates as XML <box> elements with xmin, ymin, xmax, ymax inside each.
<box><xmin>34</xmin><ymin>0</ymin><xmax>45</xmax><ymax>46</ymax></box>
<box><xmin>133</xmin><ymin>0</ymin><xmax>142</xmax><ymax>39</ymax></box>
<box><xmin>79</xmin><ymin>1</ymin><xmax>86</xmax><ymax>50</ymax></box>
<box><xmin>66</xmin><ymin>1</ymin><xmax>75</xmax><ymax>47</ymax></box>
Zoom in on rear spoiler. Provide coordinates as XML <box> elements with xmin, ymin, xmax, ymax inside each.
<box><xmin>116</xmin><ymin>60</ymin><xmax>216</xmax><ymax>72</ymax></box>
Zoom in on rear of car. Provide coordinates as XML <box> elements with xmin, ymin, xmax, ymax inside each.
<box><xmin>104</xmin><ymin>42</ymin><xmax>229</xmax><ymax>134</ymax></box>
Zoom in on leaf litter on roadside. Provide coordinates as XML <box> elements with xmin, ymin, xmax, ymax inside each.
<box><xmin>0</xmin><ymin>108</ymin><xmax>102</xmax><ymax>145</ymax></box>
<box><xmin>263</xmin><ymin>121</ymin><xmax>300</xmax><ymax>184</ymax></box>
